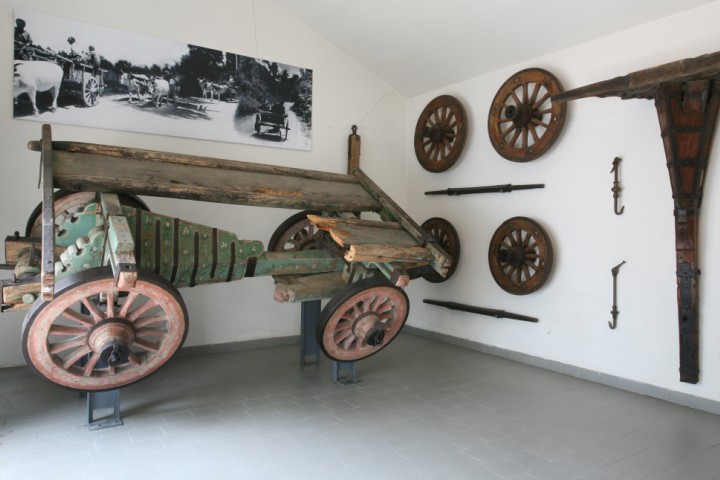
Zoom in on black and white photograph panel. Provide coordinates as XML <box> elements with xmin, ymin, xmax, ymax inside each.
<box><xmin>12</xmin><ymin>8</ymin><xmax>313</xmax><ymax>151</ymax></box>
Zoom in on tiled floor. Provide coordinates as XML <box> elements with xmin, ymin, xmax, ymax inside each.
<box><xmin>1</xmin><ymin>333</ymin><xmax>720</xmax><ymax>480</ymax></box>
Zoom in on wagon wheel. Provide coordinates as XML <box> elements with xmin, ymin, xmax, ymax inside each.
<box><xmin>82</xmin><ymin>76</ymin><xmax>101</xmax><ymax>107</ymax></box>
<box><xmin>317</xmin><ymin>277</ymin><xmax>409</xmax><ymax>362</ymax></box>
<box><xmin>488</xmin><ymin>68</ymin><xmax>566</xmax><ymax>162</ymax></box>
<box><xmin>414</xmin><ymin>95</ymin><xmax>468</xmax><ymax>172</ymax></box>
<box><xmin>268</xmin><ymin>210</ymin><xmax>344</xmax><ymax>255</ymax></box>
<box><xmin>22</xmin><ymin>267</ymin><xmax>188</xmax><ymax>391</ymax></box>
<box><xmin>421</xmin><ymin>217</ymin><xmax>460</xmax><ymax>283</ymax></box>
<box><xmin>26</xmin><ymin>191</ymin><xmax>149</xmax><ymax>238</ymax></box>
<box><xmin>254</xmin><ymin>115</ymin><xmax>261</xmax><ymax>135</ymax></box>
<box><xmin>488</xmin><ymin>216</ymin><xmax>553</xmax><ymax>295</ymax></box>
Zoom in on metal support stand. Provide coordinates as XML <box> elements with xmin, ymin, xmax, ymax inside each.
<box><xmin>86</xmin><ymin>389</ymin><xmax>123</xmax><ymax>430</ymax></box>
<box><xmin>299</xmin><ymin>299</ymin><xmax>359</xmax><ymax>382</ymax></box>
<box><xmin>332</xmin><ymin>361</ymin><xmax>359</xmax><ymax>384</ymax></box>
<box><xmin>300</xmin><ymin>300</ymin><xmax>321</xmax><ymax>365</ymax></box>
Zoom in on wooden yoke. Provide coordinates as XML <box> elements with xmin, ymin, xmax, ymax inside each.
<box><xmin>553</xmin><ymin>51</ymin><xmax>720</xmax><ymax>383</ymax></box>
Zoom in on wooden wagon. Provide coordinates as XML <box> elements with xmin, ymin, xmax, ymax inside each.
<box><xmin>254</xmin><ymin>104</ymin><xmax>290</xmax><ymax>141</ymax></box>
<box><xmin>1</xmin><ymin>125</ymin><xmax>451</xmax><ymax>392</ymax></box>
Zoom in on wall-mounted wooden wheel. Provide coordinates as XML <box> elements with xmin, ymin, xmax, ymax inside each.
<box><xmin>317</xmin><ymin>278</ymin><xmax>409</xmax><ymax>362</ymax></box>
<box><xmin>22</xmin><ymin>267</ymin><xmax>188</xmax><ymax>392</ymax></box>
<box><xmin>488</xmin><ymin>217</ymin><xmax>553</xmax><ymax>295</ymax></box>
<box><xmin>414</xmin><ymin>95</ymin><xmax>468</xmax><ymax>172</ymax></box>
<box><xmin>488</xmin><ymin>68</ymin><xmax>566</xmax><ymax>162</ymax></box>
<box><xmin>421</xmin><ymin>217</ymin><xmax>460</xmax><ymax>283</ymax></box>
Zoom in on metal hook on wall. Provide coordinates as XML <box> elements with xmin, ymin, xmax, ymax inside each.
<box><xmin>611</xmin><ymin>156</ymin><xmax>625</xmax><ymax>215</ymax></box>
<box><xmin>609</xmin><ymin>260</ymin><xmax>626</xmax><ymax>329</ymax></box>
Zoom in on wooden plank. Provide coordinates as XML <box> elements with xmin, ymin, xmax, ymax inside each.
<box><xmin>2</xmin><ymin>281</ymin><xmax>40</xmax><ymax>311</ymax></box>
<box><xmin>273</xmin><ymin>271</ymin><xmax>346</xmax><ymax>303</ymax></box>
<box><xmin>318</xmin><ymin>221</ymin><xmax>419</xmax><ymax>249</ymax></box>
<box><xmin>552</xmin><ymin>50</ymin><xmax>720</xmax><ymax>103</ymax></box>
<box><xmin>28</xmin><ymin>139</ymin><xmax>359</xmax><ymax>184</ymax></box>
<box><xmin>307</xmin><ymin>214</ymin><xmax>404</xmax><ymax>231</ymax></box>
<box><xmin>50</xmin><ymin>151</ymin><xmax>381</xmax><ymax>212</ymax></box>
<box><xmin>40</xmin><ymin>124</ymin><xmax>54</xmax><ymax>301</ymax></box>
<box><xmin>345</xmin><ymin>244</ymin><xmax>433</xmax><ymax>263</ymax></box>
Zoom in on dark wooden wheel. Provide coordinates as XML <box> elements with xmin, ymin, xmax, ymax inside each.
<box><xmin>488</xmin><ymin>68</ymin><xmax>566</xmax><ymax>162</ymax></box>
<box><xmin>421</xmin><ymin>217</ymin><xmax>460</xmax><ymax>283</ymax></box>
<box><xmin>414</xmin><ymin>95</ymin><xmax>468</xmax><ymax>172</ymax></box>
<box><xmin>488</xmin><ymin>217</ymin><xmax>553</xmax><ymax>295</ymax></box>
<box><xmin>82</xmin><ymin>76</ymin><xmax>100</xmax><ymax>107</ymax></box>
<box><xmin>25</xmin><ymin>191</ymin><xmax>149</xmax><ymax>238</ymax></box>
<box><xmin>22</xmin><ymin>267</ymin><xmax>188</xmax><ymax>391</ymax></box>
<box><xmin>268</xmin><ymin>210</ymin><xmax>345</xmax><ymax>256</ymax></box>
<box><xmin>317</xmin><ymin>278</ymin><xmax>409</xmax><ymax>362</ymax></box>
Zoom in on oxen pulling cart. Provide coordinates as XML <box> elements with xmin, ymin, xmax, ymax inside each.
<box><xmin>1</xmin><ymin>125</ymin><xmax>452</xmax><ymax>392</ymax></box>
<box><xmin>15</xmin><ymin>43</ymin><xmax>104</xmax><ymax>109</ymax></box>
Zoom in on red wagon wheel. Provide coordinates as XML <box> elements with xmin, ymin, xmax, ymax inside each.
<box><xmin>22</xmin><ymin>267</ymin><xmax>188</xmax><ymax>391</ymax></box>
<box><xmin>414</xmin><ymin>95</ymin><xmax>468</xmax><ymax>172</ymax></box>
<box><xmin>488</xmin><ymin>217</ymin><xmax>553</xmax><ymax>295</ymax></box>
<box><xmin>488</xmin><ymin>68</ymin><xmax>566</xmax><ymax>162</ymax></box>
<box><xmin>317</xmin><ymin>278</ymin><xmax>409</xmax><ymax>362</ymax></box>
<box><xmin>421</xmin><ymin>217</ymin><xmax>460</xmax><ymax>283</ymax></box>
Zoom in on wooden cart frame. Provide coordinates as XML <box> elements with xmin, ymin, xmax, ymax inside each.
<box><xmin>1</xmin><ymin>125</ymin><xmax>450</xmax><ymax>391</ymax></box>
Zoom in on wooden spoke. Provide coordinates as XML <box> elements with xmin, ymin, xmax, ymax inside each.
<box><xmin>415</xmin><ymin>95</ymin><xmax>468</xmax><ymax>172</ymax></box>
<box><xmin>22</xmin><ymin>267</ymin><xmax>187</xmax><ymax>392</ymax></box>
<box><xmin>488</xmin><ymin>217</ymin><xmax>554</xmax><ymax>295</ymax></box>
<box><xmin>488</xmin><ymin>69</ymin><xmax>567</xmax><ymax>162</ymax></box>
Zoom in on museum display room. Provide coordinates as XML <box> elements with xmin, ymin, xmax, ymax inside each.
<box><xmin>2</xmin><ymin>0</ymin><xmax>720</xmax><ymax>478</ymax></box>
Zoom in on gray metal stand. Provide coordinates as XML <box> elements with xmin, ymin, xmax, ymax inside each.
<box><xmin>300</xmin><ymin>299</ymin><xmax>359</xmax><ymax>383</ymax></box>
<box><xmin>87</xmin><ymin>389</ymin><xmax>123</xmax><ymax>430</ymax></box>
<box><xmin>300</xmin><ymin>300</ymin><xmax>321</xmax><ymax>365</ymax></box>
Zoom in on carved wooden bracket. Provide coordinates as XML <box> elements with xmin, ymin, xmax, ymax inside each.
<box><xmin>552</xmin><ymin>51</ymin><xmax>720</xmax><ymax>384</ymax></box>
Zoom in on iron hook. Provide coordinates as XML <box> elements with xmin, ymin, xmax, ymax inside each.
<box><xmin>609</xmin><ymin>260</ymin><xmax>626</xmax><ymax>329</ymax></box>
<box><xmin>611</xmin><ymin>157</ymin><xmax>625</xmax><ymax>215</ymax></box>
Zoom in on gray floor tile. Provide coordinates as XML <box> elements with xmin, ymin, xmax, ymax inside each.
<box><xmin>0</xmin><ymin>334</ymin><xmax>718</xmax><ymax>480</ymax></box>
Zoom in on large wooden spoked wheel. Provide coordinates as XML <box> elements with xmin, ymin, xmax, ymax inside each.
<box><xmin>488</xmin><ymin>217</ymin><xmax>553</xmax><ymax>295</ymax></box>
<box><xmin>22</xmin><ymin>267</ymin><xmax>188</xmax><ymax>391</ymax></box>
<box><xmin>82</xmin><ymin>76</ymin><xmax>101</xmax><ymax>107</ymax></box>
<box><xmin>317</xmin><ymin>278</ymin><xmax>409</xmax><ymax>362</ymax></box>
<box><xmin>414</xmin><ymin>95</ymin><xmax>468</xmax><ymax>172</ymax></box>
<box><xmin>25</xmin><ymin>191</ymin><xmax>149</xmax><ymax>238</ymax></box>
<box><xmin>488</xmin><ymin>69</ymin><xmax>566</xmax><ymax>162</ymax></box>
<box><xmin>421</xmin><ymin>217</ymin><xmax>460</xmax><ymax>283</ymax></box>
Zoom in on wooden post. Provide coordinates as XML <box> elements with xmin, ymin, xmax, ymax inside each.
<box><xmin>348</xmin><ymin>125</ymin><xmax>361</xmax><ymax>174</ymax></box>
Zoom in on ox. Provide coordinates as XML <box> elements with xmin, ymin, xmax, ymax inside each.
<box><xmin>13</xmin><ymin>61</ymin><xmax>63</xmax><ymax>116</ymax></box>
<box><xmin>198</xmin><ymin>78</ymin><xmax>233</xmax><ymax>101</ymax></box>
<box><xmin>149</xmin><ymin>78</ymin><xmax>170</xmax><ymax>107</ymax></box>
<box><xmin>119</xmin><ymin>72</ymin><xmax>150</xmax><ymax>103</ymax></box>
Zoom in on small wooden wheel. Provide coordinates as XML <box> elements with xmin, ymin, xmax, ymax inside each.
<box><xmin>421</xmin><ymin>217</ymin><xmax>460</xmax><ymax>283</ymax></box>
<box><xmin>317</xmin><ymin>278</ymin><xmax>409</xmax><ymax>362</ymax></box>
<box><xmin>22</xmin><ymin>267</ymin><xmax>188</xmax><ymax>391</ymax></box>
<box><xmin>25</xmin><ymin>191</ymin><xmax>149</xmax><ymax>238</ymax></box>
<box><xmin>414</xmin><ymin>95</ymin><xmax>468</xmax><ymax>172</ymax></box>
<box><xmin>488</xmin><ymin>217</ymin><xmax>553</xmax><ymax>295</ymax></box>
<box><xmin>83</xmin><ymin>76</ymin><xmax>100</xmax><ymax>106</ymax></box>
<box><xmin>488</xmin><ymin>68</ymin><xmax>566</xmax><ymax>162</ymax></box>
<box><xmin>268</xmin><ymin>210</ymin><xmax>325</xmax><ymax>252</ymax></box>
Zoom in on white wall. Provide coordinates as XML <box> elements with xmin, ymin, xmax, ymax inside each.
<box><xmin>405</xmin><ymin>1</ymin><xmax>720</xmax><ymax>402</ymax></box>
<box><xmin>0</xmin><ymin>0</ymin><xmax>406</xmax><ymax>366</ymax></box>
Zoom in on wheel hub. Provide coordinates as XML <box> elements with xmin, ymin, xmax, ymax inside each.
<box><xmin>352</xmin><ymin>312</ymin><xmax>385</xmax><ymax>347</ymax></box>
<box><xmin>88</xmin><ymin>318</ymin><xmax>135</xmax><ymax>366</ymax></box>
<box><xmin>499</xmin><ymin>246</ymin><xmax>526</xmax><ymax>267</ymax></box>
<box><xmin>424</xmin><ymin>124</ymin><xmax>445</xmax><ymax>143</ymax></box>
<box><xmin>504</xmin><ymin>103</ymin><xmax>532</xmax><ymax>127</ymax></box>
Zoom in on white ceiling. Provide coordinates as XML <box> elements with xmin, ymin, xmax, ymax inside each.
<box><xmin>273</xmin><ymin>0</ymin><xmax>715</xmax><ymax>97</ymax></box>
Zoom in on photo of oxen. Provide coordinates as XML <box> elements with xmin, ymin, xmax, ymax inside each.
<box><xmin>12</xmin><ymin>8</ymin><xmax>313</xmax><ymax>151</ymax></box>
